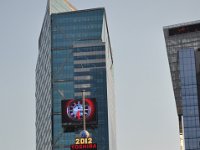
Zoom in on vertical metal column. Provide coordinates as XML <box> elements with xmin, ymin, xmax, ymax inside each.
<box><xmin>82</xmin><ymin>90</ymin><xmax>86</xmax><ymax>131</ymax></box>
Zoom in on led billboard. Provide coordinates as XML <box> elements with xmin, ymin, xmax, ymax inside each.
<box><xmin>61</xmin><ymin>98</ymin><xmax>97</xmax><ymax>132</ymax></box>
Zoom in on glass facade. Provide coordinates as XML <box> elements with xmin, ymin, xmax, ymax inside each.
<box><xmin>35</xmin><ymin>2</ymin><xmax>52</xmax><ymax>149</ymax></box>
<box><xmin>179</xmin><ymin>49</ymin><xmax>200</xmax><ymax>149</ymax></box>
<box><xmin>36</xmin><ymin>1</ymin><xmax>116</xmax><ymax>150</ymax></box>
<box><xmin>164</xmin><ymin>21</ymin><xmax>200</xmax><ymax>150</ymax></box>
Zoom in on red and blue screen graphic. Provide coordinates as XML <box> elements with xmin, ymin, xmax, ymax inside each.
<box><xmin>61</xmin><ymin>98</ymin><xmax>97</xmax><ymax>126</ymax></box>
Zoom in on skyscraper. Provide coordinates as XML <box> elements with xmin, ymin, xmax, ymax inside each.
<box><xmin>164</xmin><ymin>21</ymin><xmax>200</xmax><ymax>150</ymax></box>
<box><xmin>36</xmin><ymin>0</ymin><xmax>116</xmax><ymax>150</ymax></box>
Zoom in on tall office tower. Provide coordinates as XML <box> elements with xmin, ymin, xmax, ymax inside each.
<box><xmin>36</xmin><ymin>0</ymin><xmax>116</xmax><ymax>150</ymax></box>
<box><xmin>164</xmin><ymin>21</ymin><xmax>200</xmax><ymax>150</ymax></box>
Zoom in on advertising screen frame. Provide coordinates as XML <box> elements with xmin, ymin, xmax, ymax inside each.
<box><xmin>61</xmin><ymin>98</ymin><xmax>97</xmax><ymax>132</ymax></box>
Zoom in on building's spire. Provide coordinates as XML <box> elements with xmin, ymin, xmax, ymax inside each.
<box><xmin>49</xmin><ymin>0</ymin><xmax>76</xmax><ymax>14</ymax></box>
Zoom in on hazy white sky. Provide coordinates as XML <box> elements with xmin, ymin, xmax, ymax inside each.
<box><xmin>0</xmin><ymin>0</ymin><xmax>200</xmax><ymax>150</ymax></box>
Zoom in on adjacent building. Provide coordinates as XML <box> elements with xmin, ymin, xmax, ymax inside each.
<box><xmin>164</xmin><ymin>21</ymin><xmax>200</xmax><ymax>150</ymax></box>
<box><xmin>36</xmin><ymin>0</ymin><xmax>116</xmax><ymax>150</ymax></box>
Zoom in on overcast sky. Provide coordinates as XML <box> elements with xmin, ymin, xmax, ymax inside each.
<box><xmin>0</xmin><ymin>0</ymin><xmax>200</xmax><ymax>150</ymax></box>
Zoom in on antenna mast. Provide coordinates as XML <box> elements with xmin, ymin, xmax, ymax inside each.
<box><xmin>82</xmin><ymin>90</ymin><xmax>86</xmax><ymax>131</ymax></box>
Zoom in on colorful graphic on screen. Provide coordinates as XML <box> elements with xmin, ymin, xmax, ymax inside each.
<box><xmin>61</xmin><ymin>98</ymin><xmax>97</xmax><ymax>131</ymax></box>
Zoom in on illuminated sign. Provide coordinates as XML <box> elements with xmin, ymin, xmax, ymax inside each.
<box><xmin>61</xmin><ymin>98</ymin><xmax>97</xmax><ymax>132</ymax></box>
<box><xmin>70</xmin><ymin>137</ymin><xmax>97</xmax><ymax>150</ymax></box>
<box><xmin>70</xmin><ymin>144</ymin><xmax>97</xmax><ymax>150</ymax></box>
<box><xmin>168</xmin><ymin>23</ymin><xmax>200</xmax><ymax>36</ymax></box>
<box><xmin>75</xmin><ymin>138</ymin><xmax>92</xmax><ymax>144</ymax></box>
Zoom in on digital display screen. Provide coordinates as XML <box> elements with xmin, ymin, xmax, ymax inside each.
<box><xmin>61</xmin><ymin>98</ymin><xmax>97</xmax><ymax>132</ymax></box>
<box><xmin>168</xmin><ymin>23</ymin><xmax>200</xmax><ymax>36</ymax></box>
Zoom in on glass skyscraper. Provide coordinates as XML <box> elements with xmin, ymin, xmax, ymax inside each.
<box><xmin>164</xmin><ymin>21</ymin><xmax>200</xmax><ymax>150</ymax></box>
<box><xmin>36</xmin><ymin>0</ymin><xmax>116</xmax><ymax>150</ymax></box>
